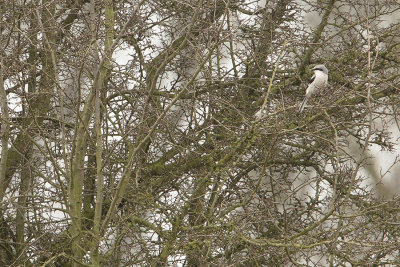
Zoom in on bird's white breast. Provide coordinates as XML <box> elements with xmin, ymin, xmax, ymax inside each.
<box><xmin>306</xmin><ymin>70</ymin><xmax>328</xmax><ymax>95</ymax></box>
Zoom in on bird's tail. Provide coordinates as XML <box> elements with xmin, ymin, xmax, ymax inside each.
<box><xmin>298</xmin><ymin>96</ymin><xmax>309</xmax><ymax>113</ymax></box>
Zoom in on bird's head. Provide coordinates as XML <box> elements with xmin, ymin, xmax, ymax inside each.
<box><xmin>312</xmin><ymin>64</ymin><xmax>328</xmax><ymax>75</ymax></box>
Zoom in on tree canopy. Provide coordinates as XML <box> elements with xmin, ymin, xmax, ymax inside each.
<box><xmin>1</xmin><ymin>0</ymin><xmax>400</xmax><ymax>266</ymax></box>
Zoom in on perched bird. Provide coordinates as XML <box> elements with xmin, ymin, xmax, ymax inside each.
<box><xmin>298</xmin><ymin>64</ymin><xmax>329</xmax><ymax>113</ymax></box>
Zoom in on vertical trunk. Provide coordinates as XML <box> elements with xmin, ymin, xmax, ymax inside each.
<box><xmin>69</xmin><ymin>122</ymin><xmax>87</xmax><ymax>266</ymax></box>
<box><xmin>69</xmin><ymin>0</ymin><xmax>115</xmax><ymax>264</ymax></box>
<box><xmin>15</xmin><ymin>10</ymin><xmax>38</xmax><ymax>262</ymax></box>
<box><xmin>15</xmin><ymin>156</ymin><xmax>32</xmax><ymax>262</ymax></box>
<box><xmin>1</xmin><ymin>0</ymin><xmax>53</xmax><ymax>264</ymax></box>
<box><xmin>0</xmin><ymin>5</ymin><xmax>11</xmax><ymax>263</ymax></box>
<box><xmin>90</xmin><ymin>0</ymin><xmax>114</xmax><ymax>264</ymax></box>
<box><xmin>0</xmin><ymin>0</ymin><xmax>8</xmax><ymax>205</ymax></box>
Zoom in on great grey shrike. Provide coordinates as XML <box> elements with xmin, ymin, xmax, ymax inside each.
<box><xmin>298</xmin><ymin>64</ymin><xmax>329</xmax><ymax>113</ymax></box>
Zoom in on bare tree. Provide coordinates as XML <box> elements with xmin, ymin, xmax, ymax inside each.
<box><xmin>1</xmin><ymin>0</ymin><xmax>400</xmax><ymax>266</ymax></box>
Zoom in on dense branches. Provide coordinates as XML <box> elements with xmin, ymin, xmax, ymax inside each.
<box><xmin>1</xmin><ymin>0</ymin><xmax>400</xmax><ymax>266</ymax></box>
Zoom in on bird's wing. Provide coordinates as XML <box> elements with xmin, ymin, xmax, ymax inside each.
<box><xmin>309</xmin><ymin>74</ymin><xmax>316</xmax><ymax>84</ymax></box>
